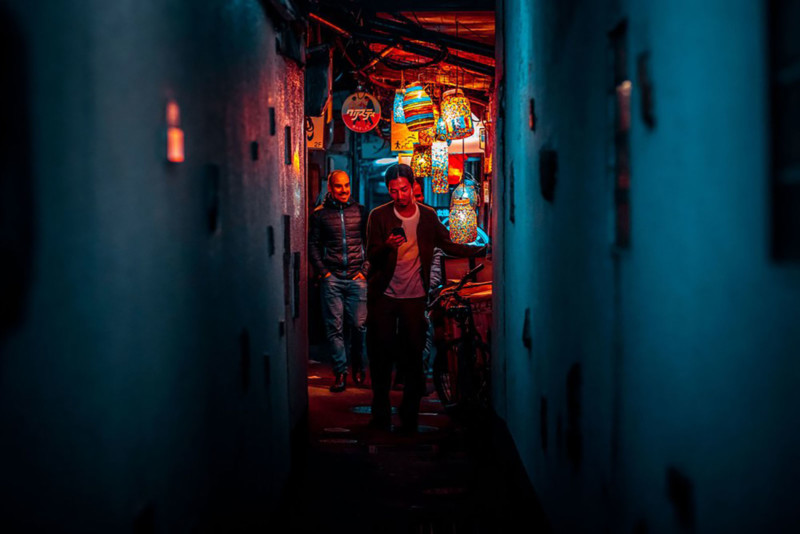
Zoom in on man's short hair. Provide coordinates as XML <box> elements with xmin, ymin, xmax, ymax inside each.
<box><xmin>413</xmin><ymin>177</ymin><xmax>425</xmax><ymax>190</ymax></box>
<box><xmin>384</xmin><ymin>164</ymin><xmax>414</xmax><ymax>188</ymax></box>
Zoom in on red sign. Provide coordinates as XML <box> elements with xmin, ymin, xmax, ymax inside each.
<box><xmin>341</xmin><ymin>92</ymin><xmax>381</xmax><ymax>133</ymax></box>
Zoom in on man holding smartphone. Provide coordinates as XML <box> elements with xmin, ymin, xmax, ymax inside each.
<box><xmin>365</xmin><ymin>164</ymin><xmax>484</xmax><ymax>432</ymax></box>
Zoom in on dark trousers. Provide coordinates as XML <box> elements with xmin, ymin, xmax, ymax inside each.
<box><xmin>367</xmin><ymin>294</ymin><xmax>428</xmax><ymax>427</ymax></box>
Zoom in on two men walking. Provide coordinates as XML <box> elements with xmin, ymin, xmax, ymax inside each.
<box><xmin>311</xmin><ymin>164</ymin><xmax>484</xmax><ymax>432</ymax></box>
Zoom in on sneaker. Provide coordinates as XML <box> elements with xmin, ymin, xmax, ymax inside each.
<box><xmin>329</xmin><ymin>372</ymin><xmax>347</xmax><ymax>393</ymax></box>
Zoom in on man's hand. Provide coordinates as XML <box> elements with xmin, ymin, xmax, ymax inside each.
<box><xmin>353</xmin><ymin>272</ymin><xmax>366</xmax><ymax>281</ymax></box>
<box><xmin>386</xmin><ymin>234</ymin><xmax>405</xmax><ymax>248</ymax></box>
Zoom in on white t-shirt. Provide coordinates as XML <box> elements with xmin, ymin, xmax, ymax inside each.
<box><xmin>385</xmin><ymin>205</ymin><xmax>426</xmax><ymax>299</ymax></box>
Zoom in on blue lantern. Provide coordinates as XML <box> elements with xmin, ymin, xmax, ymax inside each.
<box><xmin>393</xmin><ymin>89</ymin><xmax>406</xmax><ymax>123</ymax></box>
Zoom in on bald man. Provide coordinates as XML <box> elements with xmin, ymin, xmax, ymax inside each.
<box><xmin>309</xmin><ymin>170</ymin><xmax>369</xmax><ymax>392</ymax></box>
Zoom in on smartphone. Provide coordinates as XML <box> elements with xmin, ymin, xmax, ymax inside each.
<box><xmin>391</xmin><ymin>226</ymin><xmax>406</xmax><ymax>240</ymax></box>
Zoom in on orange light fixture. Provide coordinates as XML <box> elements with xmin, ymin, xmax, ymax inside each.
<box><xmin>411</xmin><ymin>144</ymin><xmax>432</xmax><ymax>178</ymax></box>
<box><xmin>166</xmin><ymin>100</ymin><xmax>184</xmax><ymax>163</ymax></box>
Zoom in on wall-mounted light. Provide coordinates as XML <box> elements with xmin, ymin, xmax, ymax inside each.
<box><xmin>166</xmin><ymin>100</ymin><xmax>184</xmax><ymax>163</ymax></box>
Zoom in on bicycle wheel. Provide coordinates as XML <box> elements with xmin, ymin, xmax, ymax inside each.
<box><xmin>433</xmin><ymin>339</ymin><xmax>491</xmax><ymax>413</ymax></box>
<box><xmin>432</xmin><ymin>339</ymin><xmax>461</xmax><ymax>412</ymax></box>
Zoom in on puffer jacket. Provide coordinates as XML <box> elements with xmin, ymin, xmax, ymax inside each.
<box><xmin>309</xmin><ymin>193</ymin><xmax>369</xmax><ymax>279</ymax></box>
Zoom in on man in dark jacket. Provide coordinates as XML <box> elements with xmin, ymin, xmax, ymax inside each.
<box><xmin>366</xmin><ymin>164</ymin><xmax>484</xmax><ymax>431</ymax></box>
<box><xmin>309</xmin><ymin>170</ymin><xmax>369</xmax><ymax>392</ymax></box>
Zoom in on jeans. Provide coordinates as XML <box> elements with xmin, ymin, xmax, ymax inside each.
<box><xmin>320</xmin><ymin>275</ymin><xmax>367</xmax><ymax>375</ymax></box>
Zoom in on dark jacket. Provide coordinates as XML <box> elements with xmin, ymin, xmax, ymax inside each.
<box><xmin>309</xmin><ymin>194</ymin><xmax>369</xmax><ymax>279</ymax></box>
<box><xmin>366</xmin><ymin>201</ymin><xmax>484</xmax><ymax>299</ymax></box>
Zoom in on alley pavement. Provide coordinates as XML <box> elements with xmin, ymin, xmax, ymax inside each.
<box><xmin>278</xmin><ymin>359</ymin><xmax>550</xmax><ymax>533</ymax></box>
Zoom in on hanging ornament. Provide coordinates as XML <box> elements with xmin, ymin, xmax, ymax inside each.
<box><xmin>448</xmin><ymin>153</ymin><xmax>466</xmax><ymax>185</ymax></box>
<box><xmin>435</xmin><ymin>114</ymin><xmax>448</xmax><ymax>142</ymax></box>
<box><xmin>418</xmin><ymin>126</ymin><xmax>435</xmax><ymax>146</ymax></box>
<box><xmin>402</xmin><ymin>83</ymin><xmax>435</xmax><ymax>132</ymax></box>
<box><xmin>417</xmin><ymin>107</ymin><xmax>440</xmax><ymax>145</ymax></box>
<box><xmin>449</xmin><ymin>198</ymin><xmax>477</xmax><ymax>244</ymax></box>
<box><xmin>431</xmin><ymin>141</ymin><xmax>449</xmax><ymax>193</ymax></box>
<box><xmin>450</xmin><ymin>175</ymin><xmax>480</xmax><ymax>210</ymax></box>
<box><xmin>441</xmin><ymin>88</ymin><xmax>474</xmax><ymax>140</ymax></box>
<box><xmin>411</xmin><ymin>144</ymin><xmax>432</xmax><ymax>178</ymax></box>
<box><xmin>393</xmin><ymin>89</ymin><xmax>406</xmax><ymax>124</ymax></box>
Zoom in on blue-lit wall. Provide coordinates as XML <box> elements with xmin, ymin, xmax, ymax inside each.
<box><xmin>495</xmin><ymin>0</ymin><xmax>800</xmax><ymax>531</ymax></box>
<box><xmin>0</xmin><ymin>0</ymin><xmax>307</xmax><ymax>530</ymax></box>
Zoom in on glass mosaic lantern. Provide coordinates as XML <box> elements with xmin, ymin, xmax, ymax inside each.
<box><xmin>393</xmin><ymin>89</ymin><xmax>406</xmax><ymax>124</ymax></box>
<box><xmin>411</xmin><ymin>144</ymin><xmax>432</xmax><ymax>178</ymax></box>
<box><xmin>441</xmin><ymin>88</ymin><xmax>474</xmax><ymax>140</ymax></box>
<box><xmin>417</xmin><ymin>107</ymin><xmax>440</xmax><ymax>146</ymax></box>
<box><xmin>418</xmin><ymin>125</ymin><xmax>435</xmax><ymax>146</ymax></box>
<box><xmin>435</xmin><ymin>115</ymin><xmax>448</xmax><ymax>141</ymax></box>
<box><xmin>449</xmin><ymin>198</ymin><xmax>477</xmax><ymax>244</ymax></box>
<box><xmin>450</xmin><ymin>175</ymin><xmax>480</xmax><ymax>210</ymax></box>
<box><xmin>431</xmin><ymin>141</ymin><xmax>449</xmax><ymax>193</ymax></box>
<box><xmin>402</xmin><ymin>83</ymin><xmax>435</xmax><ymax>132</ymax></box>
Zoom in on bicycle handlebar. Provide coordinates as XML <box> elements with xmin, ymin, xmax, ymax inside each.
<box><xmin>427</xmin><ymin>263</ymin><xmax>485</xmax><ymax>311</ymax></box>
<box><xmin>454</xmin><ymin>263</ymin><xmax>484</xmax><ymax>292</ymax></box>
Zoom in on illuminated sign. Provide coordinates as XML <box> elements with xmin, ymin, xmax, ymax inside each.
<box><xmin>390</xmin><ymin>117</ymin><xmax>419</xmax><ymax>152</ymax></box>
<box><xmin>306</xmin><ymin>115</ymin><xmax>325</xmax><ymax>150</ymax></box>
<box><xmin>341</xmin><ymin>92</ymin><xmax>381</xmax><ymax>133</ymax></box>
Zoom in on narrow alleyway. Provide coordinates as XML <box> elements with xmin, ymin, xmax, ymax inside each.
<box><xmin>279</xmin><ymin>360</ymin><xmax>550</xmax><ymax>533</ymax></box>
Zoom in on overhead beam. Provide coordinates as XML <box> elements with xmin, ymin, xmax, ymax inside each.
<box><xmin>368</xmin><ymin>16</ymin><xmax>494</xmax><ymax>58</ymax></box>
<box><xmin>349</xmin><ymin>0</ymin><xmax>495</xmax><ymax>10</ymax></box>
<box><xmin>353</xmin><ymin>30</ymin><xmax>494</xmax><ymax>77</ymax></box>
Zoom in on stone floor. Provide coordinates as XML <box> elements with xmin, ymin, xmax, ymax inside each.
<box><xmin>278</xmin><ymin>359</ymin><xmax>551</xmax><ymax>533</ymax></box>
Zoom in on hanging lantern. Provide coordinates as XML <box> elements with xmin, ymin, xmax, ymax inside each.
<box><xmin>435</xmin><ymin>114</ymin><xmax>448</xmax><ymax>142</ymax></box>
<box><xmin>411</xmin><ymin>144</ymin><xmax>432</xmax><ymax>178</ymax></box>
<box><xmin>393</xmin><ymin>89</ymin><xmax>406</xmax><ymax>124</ymax></box>
<box><xmin>450</xmin><ymin>176</ymin><xmax>480</xmax><ymax>210</ymax></box>
<box><xmin>418</xmin><ymin>107</ymin><xmax>440</xmax><ymax>145</ymax></box>
<box><xmin>418</xmin><ymin>126</ymin><xmax>435</xmax><ymax>146</ymax></box>
<box><xmin>441</xmin><ymin>88</ymin><xmax>474</xmax><ymax>140</ymax></box>
<box><xmin>431</xmin><ymin>141</ymin><xmax>449</xmax><ymax>193</ymax></box>
<box><xmin>448</xmin><ymin>153</ymin><xmax>466</xmax><ymax>185</ymax></box>
<box><xmin>402</xmin><ymin>83</ymin><xmax>435</xmax><ymax>132</ymax></box>
<box><xmin>449</xmin><ymin>198</ymin><xmax>477</xmax><ymax>244</ymax></box>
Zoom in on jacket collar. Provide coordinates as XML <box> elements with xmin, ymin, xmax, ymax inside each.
<box><xmin>323</xmin><ymin>192</ymin><xmax>354</xmax><ymax>210</ymax></box>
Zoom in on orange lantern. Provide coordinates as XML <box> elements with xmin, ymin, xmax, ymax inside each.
<box><xmin>448</xmin><ymin>153</ymin><xmax>466</xmax><ymax>185</ymax></box>
<box><xmin>411</xmin><ymin>144</ymin><xmax>432</xmax><ymax>178</ymax></box>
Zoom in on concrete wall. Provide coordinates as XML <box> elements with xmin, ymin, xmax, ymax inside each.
<box><xmin>0</xmin><ymin>0</ymin><xmax>307</xmax><ymax>531</ymax></box>
<box><xmin>495</xmin><ymin>0</ymin><xmax>800</xmax><ymax>531</ymax></box>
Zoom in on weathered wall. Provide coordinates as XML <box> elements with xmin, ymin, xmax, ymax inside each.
<box><xmin>495</xmin><ymin>0</ymin><xmax>800</xmax><ymax>531</ymax></box>
<box><xmin>0</xmin><ymin>0</ymin><xmax>307</xmax><ymax>531</ymax></box>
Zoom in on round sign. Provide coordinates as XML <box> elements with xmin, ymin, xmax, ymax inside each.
<box><xmin>341</xmin><ymin>92</ymin><xmax>381</xmax><ymax>133</ymax></box>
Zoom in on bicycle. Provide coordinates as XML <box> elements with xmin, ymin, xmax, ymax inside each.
<box><xmin>427</xmin><ymin>263</ymin><xmax>492</xmax><ymax>416</ymax></box>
